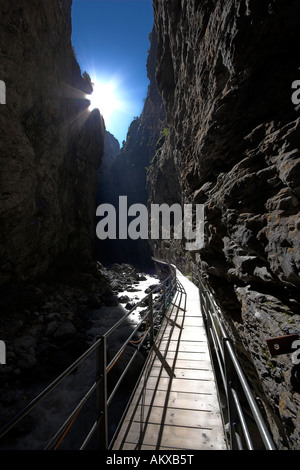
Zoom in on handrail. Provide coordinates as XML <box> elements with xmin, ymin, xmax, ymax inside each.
<box><xmin>192</xmin><ymin>270</ymin><xmax>276</xmax><ymax>450</ymax></box>
<box><xmin>0</xmin><ymin>264</ymin><xmax>177</xmax><ymax>450</ymax></box>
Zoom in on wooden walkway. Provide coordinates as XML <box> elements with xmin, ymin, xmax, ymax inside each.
<box><xmin>112</xmin><ymin>269</ymin><xmax>227</xmax><ymax>451</ymax></box>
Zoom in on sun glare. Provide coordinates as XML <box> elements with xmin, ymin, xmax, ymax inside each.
<box><xmin>88</xmin><ymin>81</ymin><xmax>120</xmax><ymax>123</ymax></box>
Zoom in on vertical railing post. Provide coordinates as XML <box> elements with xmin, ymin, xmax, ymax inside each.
<box><xmin>148</xmin><ymin>292</ymin><xmax>154</xmax><ymax>348</ymax></box>
<box><xmin>223</xmin><ymin>337</ymin><xmax>241</xmax><ymax>450</ymax></box>
<box><xmin>162</xmin><ymin>280</ymin><xmax>166</xmax><ymax>316</ymax></box>
<box><xmin>199</xmin><ymin>282</ymin><xmax>203</xmax><ymax>317</ymax></box>
<box><xmin>96</xmin><ymin>336</ymin><xmax>108</xmax><ymax>450</ymax></box>
<box><xmin>166</xmin><ymin>276</ymin><xmax>170</xmax><ymax>307</ymax></box>
<box><xmin>205</xmin><ymin>294</ymin><xmax>212</xmax><ymax>344</ymax></box>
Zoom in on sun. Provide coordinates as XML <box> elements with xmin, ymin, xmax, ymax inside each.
<box><xmin>88</xmin><ymin>80</ymin><xmax>120</xmax><ymax>123</ymax></box>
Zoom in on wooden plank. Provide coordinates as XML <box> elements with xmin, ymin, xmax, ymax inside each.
<box><xmin>158</xmin><ymin>350</ymin><xmax>211</xmax><ymax>361</ymax></box>
<box><xmin>159</xmin><ymin>328</ymin><xmax>207</xmax><ymax>342</ymax></box>
<box><xmin>176</xmin><ymin>309</ymin><xmax>201</xmax><ymax>317</ymax></box>
<box><xmin>114</xmin><ymin>421</ymin><xmax>226</xmax><ymax>450</ymax></box>
<box><xmin>178</xmin><ymin>316</ymin><xmax>203</xmax><ymax>326</ymax></box>
<box><xmin>113</xmin><ymin>442</ymin><xmax>180</xmax><ymax>450</ymax></box>
<box><xmin>130</xmin><ymin>390</ymin><xmax>220</xmax><ymax>411</ymax></box>
<box><xmin>159</xmin><ymin>339</ymin><xmax>208</xmax><ymax>352</ymax></box>
<box><xmin>151</xmin><ymin>358</ymin><xmax>213</xmax><ymax>370</ymax></box>
<box><xmin>142</xmin><ymin>377</ymin><xmax>216</xmax><ymax>394</ymax></box>
<box><xmin>180</xmin><ymin>327</ymin><xmax>208</xmax><ymax>341</ymax></box>
<box><xmin>124</xmin><ymin>405</ymin><xmax>224</xmax><ymax>429</ymax></box>
<box><xmin>150</xmin><ymin>366</ymin><xmax>214</xmax><ymax>380</ymax></box>
<box><xmin>147</xmin><ymin>371</ymin><xmax>215</xmax><ymax>393</ymax></box>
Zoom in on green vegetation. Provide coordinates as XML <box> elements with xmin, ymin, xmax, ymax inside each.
<box><xmin>162</xmin><ymin>127</ymin><xmax>169</xmax><ymax>137</ymax></box>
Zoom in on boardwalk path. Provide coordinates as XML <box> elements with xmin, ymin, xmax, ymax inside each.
<box><xmin>112</xmin><ymin>268</ymin><xmax>227</xmax><ymax>450</ymax></box>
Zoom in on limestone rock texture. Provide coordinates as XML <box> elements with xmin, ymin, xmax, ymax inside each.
<box><xmin>149</xmin><ymin>0</ymin><xmax>300</xmax><ymax>449</ymax></box>
<box><xmin>0</xmin><ymin>0</ymin><xmax>105</xmax><ymax>286</ymax></box>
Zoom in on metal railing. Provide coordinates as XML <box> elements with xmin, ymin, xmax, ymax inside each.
<box><xmin>0</xmin><ymin>265</ymin><xmax>177</xmax><ymax>450</ymax></box>
<box><xmin>111</xmin><ymin>261</ymin><xmax>187</xmax><ymax>450</ymax></box>
<box><xmin>192</xmin><ymin>271</ymin><xmax>276</xmax><ymax>450</ymax></box>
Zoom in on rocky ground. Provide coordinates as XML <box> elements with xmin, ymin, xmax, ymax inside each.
<box><xmin>0</xmin><ymin>262</ymin><xmax>160</xmax><ymax>448</ymax></box>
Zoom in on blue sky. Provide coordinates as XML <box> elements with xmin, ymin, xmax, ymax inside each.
<box><xmin>72</xmin><ymin>0</ymin><xmax>154</xmax><ymax>144</ymax></box>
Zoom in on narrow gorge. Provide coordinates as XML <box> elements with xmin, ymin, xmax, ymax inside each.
<box><xmin>0</xmin><ymin>0</ymin><xmax>299</xmax><ymax>451</ymax></box>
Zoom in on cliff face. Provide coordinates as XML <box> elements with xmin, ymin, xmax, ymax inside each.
<box><xmin>96</xmin><ymin>130</ymin><xmax>120</xmax><ymax>210</ymax></box>
<box><xmin>149</xmin><ymin>0</ymin><xmax>300</xmax><ymax>449</ymax></box>
<box><xmin>96</xmin><ymin>28</ymin><xmax>166</xmax><ymax>267</ymax></box>
<box><xmin>0</xmin><ymin>0</ymin><xmax>105</xmax><ymax>285</ymax></box>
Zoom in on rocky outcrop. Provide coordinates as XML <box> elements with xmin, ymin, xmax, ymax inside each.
<box><xmin>96</xmin><ymin>131</ymin><xmax>120</xmax><ymax>264</ymax></box>
<box><xmin>0</xmin><ymin>0</ymin><xmax>105</xmax><ymax>286</ymax></box>
<box><xmin>96</xmin><ymin>27</ymin><xmax>166</xmax><ymax>267</ymax></box>
<box><xmin>96</xmin><ymin>130</ymin><xmax>120</xmax><ymax>219</ymax></box>
<box><xmin>149</xmin><ymin>0</ymin><xmax>300</xmax><ymax>449</ymax></box>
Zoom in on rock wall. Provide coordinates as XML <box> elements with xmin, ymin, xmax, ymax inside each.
<box><xmin>96</xmin><ymin>130</ymin><xmax>120</xmax><ymax>211</ymax></box>
<box><xmin>0</xmin><ymin>0</ymin><xmax>105</xmax><ymax>286</ymax></box>
<box><xmin>149</xmin><ymin>0</ymin><xmax>300</xmax><ymax>449</ymax></box>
